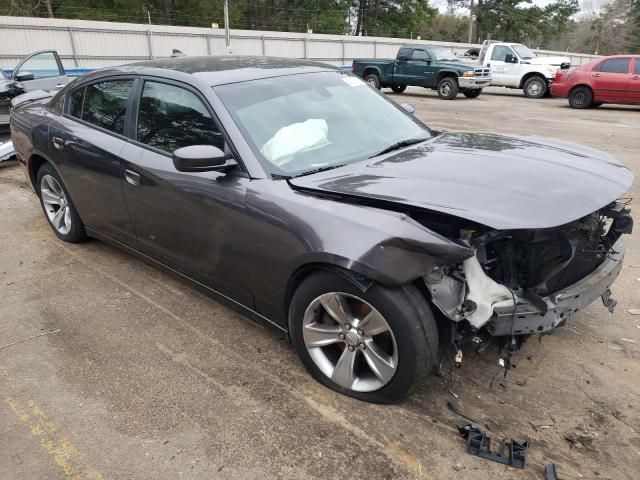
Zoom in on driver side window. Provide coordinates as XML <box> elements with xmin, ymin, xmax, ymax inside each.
<box><xmin>15</xmin><ymin>51</ymin><xmax>62</xmax><ymax>80</ymax></box>
<box><xmin>491</xmin><ymin>46</ymin><xmax>513</xmax><ymax>62</ymax></box>
<box><xmin>411</xmin><ymin>49</ymin><xmax>428</xmax><ymax>61</ymax></box>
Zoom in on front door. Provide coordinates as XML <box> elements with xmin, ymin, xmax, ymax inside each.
<box><xmin>406</xmin><ymin>48</ymin><xmax>435</xmax><ymax>87</ymax></box>
<box><xmin>12</xmin><ymin>50</ymin><xmax>69</xmax><ymax>92</ymax></box>
<box><xmin>591</xmin><ymin>57</ymin><xmax>630</xmax><ymax>103</ymax></box>
<box><xmin>487</xmin><ymin>45</ymin><xmax>520</xmax><ymax>87</ymax></box>
<box><xmin>48</xmin><ymin>78</ymin><xmax>136</xmax><ymax>246</ymax></box>
<box><xmin>120</xmin><ymin>79</ymin><xmax>252</xmax><ymax>305</ymax></box>
<box><xmin>626</xmin><ymin>59</ymin><xmax>640</xmax><ymax>104</ymax></box>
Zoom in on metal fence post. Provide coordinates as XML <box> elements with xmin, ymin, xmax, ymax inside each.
<box><xmin>341</xmin><ymin>39</ymin><xmax>345</xmax><ymax>64</ymax></box>
<box><xmin>373</xmin><ymin>40</ymin><xmax>377</xmax><ymax>59</ymax></box>
<box><xmin>146</xmin><ymin>29</ymin><xmax>154</xmax><ymax>59</ymax></box>
<box><xmin>261</xmin><ymin>35</ymin><xmax>265</xmax><ymax>56</ymax></box>
<box><xmin>67</xmin><ymin>27</ymin><xmax>79</xmax><ymax>67</ymax></box>
<box><xmin>205</xmin><ymin>33</ymin><xmax>211</xmax><ymax>55</ymax></box>
<box><xmin>303</xmin><ymin>37</ymin><xmax>308</xmax><ymax>59</ymax></box>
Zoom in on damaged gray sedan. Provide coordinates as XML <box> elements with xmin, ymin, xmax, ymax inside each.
<box><xmin>11</xmin><ymin>57</ymin><xmax>633</xmax><ymax>403</ymax></box>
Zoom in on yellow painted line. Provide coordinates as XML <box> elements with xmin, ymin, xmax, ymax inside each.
<box><xmin>5</xmin><ymin>396</ymin><xmax>103</xmax><ymax>480</ymax></box>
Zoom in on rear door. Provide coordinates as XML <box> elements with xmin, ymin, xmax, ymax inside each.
<box><xmin>119</xmin><ymin>78</ymin><xmax>252</xmax><ymax>304</ymax></box>
<box><xmin>627</xmin><ymin>58</ymin><xmax>640</xmax><ymax>104</ymax></box>
<box><xmin>12</xmin><ymin>50</ymin><xmax>69</xmax><ymax>92</ymax></box>
<box><xmin>391</xmin><ymin>47</ymin><xmax>413</xmax><ymax>85</ymax></box>
<box><xmin>48</xmin><ymin>78</ymin><xmax>136</xmax><ymax>245</ymax></box>
<box><xmin>591</xmin><ymin>58</ymin><xmax>630</xmax><ymax>103</ymax></box>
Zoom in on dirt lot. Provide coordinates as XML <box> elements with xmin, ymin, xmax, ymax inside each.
<box><xmin>1</xmin><ymin>87</ymin><xmax>639</xmax><ymax>480</ymax></box>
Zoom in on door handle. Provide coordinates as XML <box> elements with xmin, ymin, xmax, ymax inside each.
<box><xmin>632</xmin><ymin>75</ymin><xmax>639</xmax><ymax>80</ymax></box>
<box><xmin>124</xmin><ymin>169</ymin><xmax>141</xmax><ymax>186</ymax></box>
<box><xmin>593</xmin><ymin>73</ymin><xmax>601</xmax><ymax>77</ymax></box>
<box><xmin>55</xmin><ymin>84</ymin><xmax>65</xmax><ymax>88</ymax></box>
<box><xmin>52</xmin><ymin>137</ymin><xmax>65</xmax><ymax>150</ymax></box>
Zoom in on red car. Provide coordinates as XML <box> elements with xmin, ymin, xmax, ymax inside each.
<box><xmin>551</xmin><ymin>55</ymin><xmax>640</xmax><ymax>108</ymax></box>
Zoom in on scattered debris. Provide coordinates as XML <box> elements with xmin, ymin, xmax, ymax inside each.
<box><xmin>530</xmin><ymin>418</ymin><xmax>556</xmax><ymax>430</ymax></box>
<box><xmin>452</xmin><ymin>461</ymin><xmax>465</xmax><ymax>471</ymax></box>
<box><xmin>458</xmin><ymin>423</ymin><xmax>529</xmax><ymax>469</ymax></box>
<box><xmin>515</xmin><ymin>379</ymin><xmax>527</xmax><ymax>387</ymax></box>
<box><xmin>564</xmin><ymin>432</ymin><xmax>594</xmax><ymax>450</ymax></box>
<box><xmin>629</xmin><ymin>309</ymin><xmax>640</xmax><ymax>315</ymax></box>
<box><xmin>447</xmin><ymin>401</ymin><xmax>479</xmax><ymax>424</ymax></box>
<box><xmin>544</xmin><ymin>463</ymin><xmax>559</xmax><ymax>480</ymax></box>
<box><xmin>620</xmin><ymin>338</ymin><xmax>637</xmax><ymax>344</ymax></box>
<box><xmin>0</xmin><ymin>329</ymin><xmax>61</xmax><ymax>351</ymax></box>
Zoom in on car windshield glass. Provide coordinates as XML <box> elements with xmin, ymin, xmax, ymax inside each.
<box><xmin>430</xmin><ymin>48</ymin><xmax>458</xmax><ymax>61</ymax></box>
<box><xmin>214</xmin><ymin>72</ymin><xmax>431</xmax><ymax>176</ymax></box>
<box><xmin>512</xmin><ymin>44</ymin><xmax>535</xmax><ymax>59</ymax></box>
<box><xmin>0</xmin><ymin>68</ymin><xmax>7</xmax><ymax>79</ymax></box>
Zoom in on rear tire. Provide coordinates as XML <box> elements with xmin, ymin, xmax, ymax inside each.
<box><xmin>391</xmin><ymin>84</ymin><xmax>407</xmax><ymax>93</ymax></box>
<box><xmin>437</xmin><ymin>77</ymin><xmax>458</xmax><ymax>100</ymax></box>
<box><xmin>37</xmin><ymin>163</ymin><xmax>87</xmax><ymax>243</ymax></box>
<box><xmin>523</xmin><ymin>76</ymin><xmax>547</xmax><ymax>98</ymax></box>
<box><xmin>364</xmin><ymin>73</ymin><xmax>381</xmax><ymax>90</ymax></box>
<box><xmin>463</xmin><ymin>89</ymin><xmax>482</xmax><ymax>98</ymax></box>
<box><xmin>568</xmin><ymin>86</ymin><xmax>593</xmax><ymax>109</ymax></box>
<box><xmin>289</xmin><ymin>271</ymin><xmax>439</xmax><ymax>403</ymax></box>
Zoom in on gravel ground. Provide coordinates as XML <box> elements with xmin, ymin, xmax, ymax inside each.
<box><xmin>1</xmin><ymin>87</ymin><xmax>639</xmax><ymax>480</ymax></box>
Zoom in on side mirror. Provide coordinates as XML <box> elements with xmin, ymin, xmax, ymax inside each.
<box><xmin>172</xmin><ymin>145</ymin><xmax>234</xmax><ymax>172</ymax></box>
<box><xmin>400</xmin><ymin>103</ymin><xmax>415</xmax><ymax>115</ymax></box>
<box><xmin>505</xmin><ymin>54</ymin><xmax>518</xmax><ymax>64</ymax></box>
<box><xmin>14</xmin><ymin>72</ymin><xmax>35</xmax><ymax>82</ymax></box>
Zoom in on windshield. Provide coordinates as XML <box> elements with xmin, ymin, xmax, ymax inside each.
<box><xmin>215</xmin><ymin>72</ymin><xmax>431</xmax><ymax>176</ymax></box>
<box><xmin>512</xmin><ymin>44</ymin><xmax>536</xmax><ymax>60</ymax></box>
<box><xmin>0</xmin><ymin>68</ymin><xmax>7</xmax><ymax>79</ymax></box>
<box><xmin>430</xmin><ymin>48</ymin><xmax>458</xmax><ymax>62</ymax></box>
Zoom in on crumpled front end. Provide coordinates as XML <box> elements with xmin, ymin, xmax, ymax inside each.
<box><xmin>424</xmin><ymin>201</ymin><xmax>632</xmax><ymax>344</ymax></box>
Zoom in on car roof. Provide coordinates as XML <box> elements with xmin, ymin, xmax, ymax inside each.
<box><xmin>80</xmin><ymin>56</ymin><xmax>338</xmax><ymax>86</ymax></box>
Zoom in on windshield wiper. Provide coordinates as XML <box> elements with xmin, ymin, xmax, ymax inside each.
<box><xmin>294</xmin><ymin>163</ymin><xmax>347</xmax><ymax>178</ymax></box>
<box><xmin>369</xmin><ymin>137</ymin><xmax>428</xmax><ymax>158</ymax></box>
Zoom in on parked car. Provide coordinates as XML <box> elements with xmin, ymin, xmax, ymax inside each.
<box><xmin>11</xmin><ymin>57</ymin><xmax>633</xmax><ymax>403</ymax></box>
<box><xmin>478</xmin><ymin>40</ymin><xmax>570</xmax><ymax>98</ymax></box>
<box><xmin>0</xmin><ymin>138</ymin><xmax>15</xmax><ymax>162</ymax></box>
<box><xmin>352</xmin><ymin>45</ymin><xmax>491</xmax><ymax>99</ymax></box>
<box><xmin>551</xmin><ymin>55</ymin><xmax>640</xmax><ymax>108</ymax></box>
<box><xmin>0</xmin><ymin>50</ymin><xmax>69</xmax><ymax>126</ymax></box>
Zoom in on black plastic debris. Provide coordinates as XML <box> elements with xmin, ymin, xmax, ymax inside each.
<box><xmin>544</xmin><ymin>463</ymin><xmax>559</xmax><ymax>480</ymax></box>
<box><xmin>458</xmin><ymin>423</ymin><xmax>529</xmax><ymax>469</ymax></box>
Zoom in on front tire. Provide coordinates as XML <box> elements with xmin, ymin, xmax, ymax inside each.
<box><xmin>568</xmin><ymin>86</ymin><xmax>593</xmax><ymax>109</ymax></box>
<box><xmin>463</xmin><ymin>89</ymin><xmax>482</xmax><ymax>98</ymax></box>
<box><xmin>289</xmin><ymin>271</ymin><xmax>439</xmax><ymax>403</ymax></box>
<box><xmin>437</xmin><ymin>77</ymin><xmax>458</xmax><ymax>100</ymax></box>
<box><xmin>37</xmin><ymin>163</ymin><xmax>87</xmax><ymax>243</ymax></box>
<box><xmin>364</xmin><ymin>73</ymin><xmax>381</xmax><ymax>90</ymax></box>
<box><xmin>523</xmin><ymin>76</ymin><xmax>548</xmax><ymax>98</ymax></box>
<box><xmin>391</xmin><ymin>84</ymin><xmax>407</xmax><ymax>93</ymax></box>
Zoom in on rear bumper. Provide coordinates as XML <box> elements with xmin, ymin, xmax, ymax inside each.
<box><xmin>550</xmin><ymin>82</ymin><xmax>570</xmax><ymax>98</ymax></box>
<box><xmin>458</xmin><ymin>77</ymin><xmax>492</xmax><ymax>89</ymax></box>
<box><xmin>487</xmin><ymin>238</ymin><xmax>625</xmax><ymax>336</ymax></box>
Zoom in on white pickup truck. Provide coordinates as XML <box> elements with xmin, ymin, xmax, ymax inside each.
<box><xmin>479</xmin><ymin>40</ymin><xmax>571</xmax><ymax>98</ymax></box>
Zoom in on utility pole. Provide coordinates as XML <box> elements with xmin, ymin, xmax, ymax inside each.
<box><xmin>468</xmin><ymin>0</ymin><xmax>474</xmax><ymax>44</ymax></box>
<box><xmin>224</xmin><ymin>0</ymin><xmax>232</xmax><ymax>54</ymax></box>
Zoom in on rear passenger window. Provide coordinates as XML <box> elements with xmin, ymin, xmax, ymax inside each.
<box><xmin>596</xmin><ymin>58</ymin><xmax>630</xmax><ymax>74</ymax></box>
<box><xmin>81</xmin><ymin>80</ymin><xmax>133</xmax><ymax>134</ymax></box>
<box><xmin>136</xmin><ymin>81</ymin><xmax>223</xmax><ymax>153</ymax></box>
<box><xmin>68</xmin><ymin>87</ymin><xmax>85</xmax><ymax>118</ymax></box>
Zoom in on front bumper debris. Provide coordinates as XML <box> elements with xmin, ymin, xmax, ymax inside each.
<box><xmin>487</xmin><ymin>238</ymin><xmax>625</xmax><ymax>336</ymax></box>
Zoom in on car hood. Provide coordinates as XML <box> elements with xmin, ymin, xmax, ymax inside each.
<box><xmin>528</xmin><ymin>55</ymin><xmax>570</xmax><ymax>66</ymax></box>
<box><xmin>289</xmin><ymin>133</ymin><xmax>634</xmax><ymax>230</ymax></box>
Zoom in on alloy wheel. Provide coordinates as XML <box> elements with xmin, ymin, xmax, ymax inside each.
<box><xmin>40</xmin><ymin>174</ymin><xmax>72</xmax><ymax>235</ymax></box>
<box><xmin>302</xmin><ymin>292</ymin><xmax>398</xmax><ymax>392</ymax></box>
<box><xmin>439</xmin><ymin>82</ymin><xmax>452</xmax><ymax>96</ymax></box>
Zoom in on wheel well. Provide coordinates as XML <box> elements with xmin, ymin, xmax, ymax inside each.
<box><xmin>28</xmin><ymin>154</ymin><xmax>48</xmax><ymax>190</ymax></box>
<box><xmin>519</xmin><ymin>72</ymin><xmax>547</xmax><ymax>89</ymax></box>
<box><xmin>436</xmin><ymin>71</ymin><xmax>457</xmax><ymax>84</ymax></box>
<box><xmin>363</xmin><ymin>68</ymin><xmax>379</xmax><ymax>78</ymax></box>
<box><xmin>284</xmin><ymin>263</ymin><xmax>374</xmax><ymax>321</ymax></box>
<box><xmin>568</xmin><ymin>84</ymin><xmax>593</xmax><ymax>97</ymax></box>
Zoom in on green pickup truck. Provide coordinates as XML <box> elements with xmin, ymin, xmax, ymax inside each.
<box><xmin>352</xmin><ymin>45</ymin><xmax>492</xmax><ymax>100</ymax></box>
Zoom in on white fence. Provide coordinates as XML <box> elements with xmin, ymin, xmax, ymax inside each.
<box><xmin>0</xmin><ymin>15</ymin><xmax>600</xmax><ymax>71</ymax></box>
